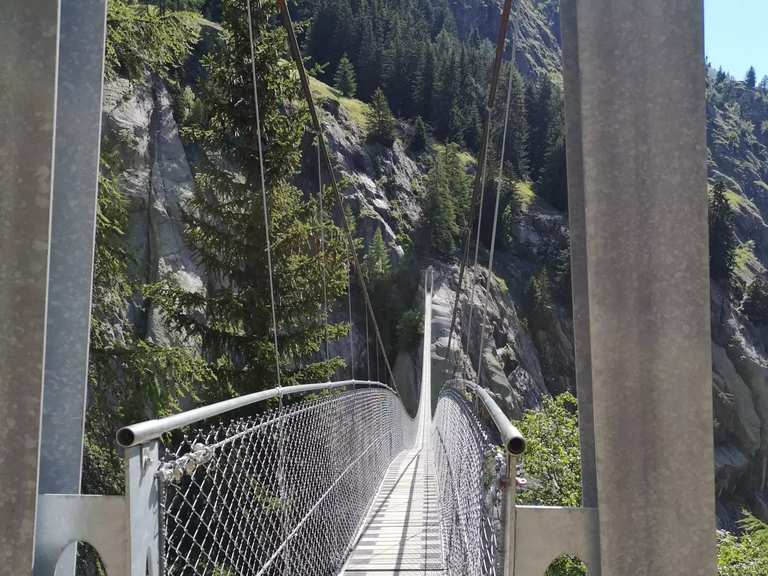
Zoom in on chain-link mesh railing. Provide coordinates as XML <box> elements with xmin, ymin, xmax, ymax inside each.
<box><xmin>149</xmin><ymin>384</ymin><xmax>416</xmax><ymax>576</ymax></box>
<box><xmin>432</xmin><ymin>385</ymin><xmax>509</xmax><ymax>576</ymax></box>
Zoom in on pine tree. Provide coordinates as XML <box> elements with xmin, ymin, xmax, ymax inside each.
<box><xmin>537</xmin><ymin>138</ymin><xmax>568</xmax><ymax>211</ymax></box>
<box><xmin>746</xmin><ymin>66</ymin><xmax>757</xmax><ymax>89</ymax></box>
<box><xmin>743</xmin><ymin>277</ymin><xmax>768</xmax><ymax>324</ymax></box>
<box><xmin>153</xmin><ymin>0</ymin><xmax>350</xmax><ymax>396</ymax></box>
<box><xmin>709</xmin><ymin>181</ymin><xmax>736</xmax><ymax>287</ymax></box>
<box><xmin>715</xmin><ymin>68</ymin><xmax>727</xmax><ymax>84</ymax></box>
<box><xmin>366</xmin><ymin>228</ymin><xmax>390</xmax><ymax>282</ymax></box>
<box><xmin>366</xmin><ymin>87</ymin><xmax>396</xmax><ymax>145</ymax></box>
<box><xmin>447</xmin><ymin>100</ymin><xmax>464</xmax><ymax>145</ymax></box>
<box><xmin>443</xmin><ymin>142</ymin><xmax>471</xmax><ymax>231</ymax></box>
<box><xmin>410</xmin><ymin>116</ymin><xmax>428</xmax><ymax>153</ymax></box>
<box><xmin>334</xmin><ymin>53</ymin><xmax>357</xmax><ymax>97</ymax></box>
<box><xmin>421</xmin><ymin>147</ymin><xmax>460</xmax><ymax>256</ymax></box>
<box><xmin>463</xmin><ymin>105</ymin><xmax>483</xmax><ymax>152</ymax></box>
<box><xmin>499</xmin><ymin>66</ymin><xmax>529</xmax><ymax>179</ymax></box>
<box><xmin>419</xmin><ymin>47</ymin><xmax>436</xmax><ymax>121</ymax></box>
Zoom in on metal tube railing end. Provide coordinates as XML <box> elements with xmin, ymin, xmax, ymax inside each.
<box><xmin>443</xmin><ymin>378</ymin><xmax>525</xmax><ymax>455</ymax></box>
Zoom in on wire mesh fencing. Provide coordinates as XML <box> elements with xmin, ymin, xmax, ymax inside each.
<box><xmin>432</xmin><ymin>386</ymin><xmax>508</xmax><ymax>576</ymax></box>
<box><xmin>153</xmin><ymin>385</ymin><xmax>416</xmax><ymax>576</ymax></box>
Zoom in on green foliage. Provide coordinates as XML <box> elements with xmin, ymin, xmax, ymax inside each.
<box><xmin>536</xmin><ymin>139</ymin><xmax>568</xmax><ymax>211</ymax></box>
<box><xmin>85</xmin><ymin>153</ymin><xmax>213</xmax><ymax>496</ymax></box>
<box><xmin>526</xmin><ymin>269</ymin><xmax>553</xmax><ymax>316</ymax></box>
<box><xmin>420</xmin><ymin>144</ymin><xmax>469</xmax><ymax>256</ymax></box>
<box><xmin>515</xmin><ymin>393</ymin><xmax>584</xmax><ymax>575</ymax></box>
<box><xmin>153</xmin><ymin>0</ymin><xmax>350</xmax><ymax>397</ymax></box>
<box><xmin>177</xmin><ymin>85</ymin><xmax>206</xmax><ymax>127</ymax></box>
<box><xmin>105</xmin><ymin>0</ymin><xmax>200</xmax><ymax>81</ymax></box>
<box><xmin>366</xmin><ymin>87</ymin><xmax>396</xmax><ymax>145</ymax></box>
<box><xmin>334</xmin><ymin>53</ymin><xmax>357</xmax><ymax>97</ymax></box>
<box><xmin>526</xmin><ymin>77</ymin><xmax>564</xmax><ymax>183</ymax></box>
<box><xmin>304</xmin><ymin>0</ymin><xmax>497</xmax><ymax>149</ymax></box>
<box><xmin>743</xmin><ymin>277</ymin><xmax>768</xmax><ymax>325</ymax></box>
<box><xmin>718</xmin><ymin>513</ymin><xmax>768</xmax><ymax>575</ymax></box>
<box><xmin>495</xmin><ymin>65</ymin><xmax>529</xmax><ymax>179</ymax></box>
<box><xmin>545</xmin><ymin>557</ymin><xmax>588</xmax><ymax>576</ymax></box>
<box><xmin>366</xmin><ymin>228</ymin><xmax>391</xmax><ymax>282</ymax></box>
<box><xmin>396</xmin><ymin>308</ymin><xmax>423</xmax><ymax>351</ymax></box>
<box><xmin>709</xmin><ymin>181</ymin><xmax>737</xmax><ymax>288</ymax></box>
<box><xmin>516</xmin><ymin>393</ymin><xmax>582</xmax><ymax>507</ymax></box>
<box><xmin>84</xmin><ymin>0</ymin><xmax>205</xmax><ymax>508</ymax></box>
<box><xmin>746</xmin><ymin>66</ymin><xmax>757</xmax><ymax>89</ymax></box>
<box><xmin>410</xmin><ymin>116</ymin><xmax>429</xmax><ymax>154</ymax></box>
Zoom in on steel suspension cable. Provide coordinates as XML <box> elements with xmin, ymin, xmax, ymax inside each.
<box><xmin>277</xmin><ymin>0</ymin><xmax>398</xmax><ymax>393</ymax></box>
<box><xmin>444</xmin><ymin>0</ymin><xmax>515</xmax><ymax>378</ymax></box>
<box><xmin>454</xmin><ymin>125</ymin><xmax>491</xmax><ymax>378</ymax></box>
<box><xmin>246</xmin><ymin>0</ymin><xmax>281</xmax><ymax>388</ymax></box>
<box><xmin>318</xmin><ymin>139</ymin><xmax>330</xmax><ymax>366</ymax></box>
<box><xmin>245</xmin><ymin>0</ymin><xmax>288</xmax><ymax>554</ymax></box>
<box><xmin>365</xmin><ymin>303</ymin><xmax>371</xmax><ymax>381</ymax></box>
<box><xmin>348</xmin><ymin>269</ymin><xmax>355</xmax><ymax>380</ymax></box>
<box><xmin>476</xmin><ymin>2</ymin><xmax>519</xmax><ymax>387</ymax></box>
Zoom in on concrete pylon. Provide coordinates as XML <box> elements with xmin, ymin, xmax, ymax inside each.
<box><xmin>0</xmin><ymin>1</ymin><xmax>60</xmax><ymax>572</ymax></box>
<box><xmin>561</xmin><ymin>0</ymin><xmax>715</xmax><ymax>574</ymax></box>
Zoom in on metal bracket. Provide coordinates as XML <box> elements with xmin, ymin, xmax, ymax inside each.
<box><xmin>34</xmin><ymin>495</ymin><xmax>127</xmax><ymax>576</ymax></box>
<box><xmin>513</xmin><ymin>506</ymin><xmax>599</xmax><ymax>575</ymax></box>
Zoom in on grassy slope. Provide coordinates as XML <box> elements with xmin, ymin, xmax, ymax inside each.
<box><xmin>309</xmin><ymin>75</ymin><xmax>370</xmax><ymax>129</ymax></box>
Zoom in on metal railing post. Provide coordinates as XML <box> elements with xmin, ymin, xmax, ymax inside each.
<box><xmin>503</xmin><ymin>454</ymin><xmax>517</xmax><ymax>576</ymax></box>
<box><xmin>125</xmin><ymin>442</ymin><xmax>161</xmax><ymax>576</ymax></box>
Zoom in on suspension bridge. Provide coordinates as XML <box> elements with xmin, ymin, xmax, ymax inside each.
<box><xmin>3</xmin><ymin>0</ymin><xmax>717</xmax><ymax>575</ymax></box>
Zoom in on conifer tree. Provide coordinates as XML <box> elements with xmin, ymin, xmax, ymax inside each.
<box><xmin>448</xmin><ymin>101</ymin><xmax>464</xmax><ymax>145</ymax></box>
<box><xmin>367</xmin><ymin>87</ymin><xmax>396</xmax><ymax>145</ymax></box>
<box><xmin>366</xmin><ymin>228</ymin><xmax>390</xmax><ymax>282</ymax></box>
<box><xmin>715</xmin><ymin>68</ymin><xmax>727</xmax><ymax>84</ymax></box>
<box><xmin>709</xmin><ymin>181</ymin><xmax>737</xmax><ymax>287</ymax></box>
<box><xmin>421</xmin><ymin>147</ymin><xmax>460</xmax><ymax>256</ymax></box>
<box><xmin>498</xmin><ymin>66</ymin><xmax>529</xmax><ymax>179</ymax></box>
<box><xmin>537</xmin><ymin>139</ymin><xmax>568</xmax><ymax>211</ymax></box>
<box><xmin>334</xmin><ymin>53</ymin><xmax>357</xmax><ymax>97</ymax></box>
<box><xmin>410</xmin><ymin>116</ymin><xmax>428</xmax><ymax>153</ymax></box>
<box><xmin>153</xmin><ymin>0</ymin><xmax>350</xmax><ymax>396</ymax></box>
<box><xmin>746</xmin><ymin>66</ymin><xmax>757</xmax><ymax>89</ymax></box>
<box><xmin>743</xmin><ymin>277</ymin><xmax>768</xmax><ymax>324</ymax></box>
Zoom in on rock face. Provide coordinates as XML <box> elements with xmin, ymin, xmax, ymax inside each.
<box><xmin>449</xmin><ymin>0</ymin><xmax>562</xmax><ymax>79</ymax></box>
<box><xmin>707</xmin><ymin>77</ymin><xmax>768</xmax><ymax>525</ymax></box>
<box><xmin>102</xmin><ymin>75</ymin><xmax>204</xmax><ymax>347</ymax></box>
<box><xmin>316</xmin><ymin>98</ymin><xmax>422</xmax><ymax>261</ymax></box>
<box><xmin>431</xmin><ymin>262</ymin><xmax>550</xmax><ymax>418</ymax></box>
<box><xmin>308</xmin><ymin>85</ymin><xmax>576</xmax><ymax>419</ymax></box>
<box><xmin>102</xmin><ymin>69</ymin><xmax>576</xmax><ymax>412</ymax></box>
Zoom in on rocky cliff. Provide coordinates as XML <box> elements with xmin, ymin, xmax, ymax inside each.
<box><xmin>100</xmin><ymin>0</ymin><xmax>768</xmax><ymax>527</ymax></box>
<box><xmin>449</xmin><ymin>0</ymin><xmax>562</xmax><ymax>79</ymax></box>
<box><xmin>102</xmin><ymin>64</ymin><xmax>573</xmax><ymax>415</ymax></box>
<box><xmin>707</xmin><ymin>75</ymin><xmax>768</xmax><ymax>526</ymax></box>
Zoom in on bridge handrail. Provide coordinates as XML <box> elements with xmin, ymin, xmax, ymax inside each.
<box><xmin>116</xmin><ymin>379</ymin><xmax>396</xmax><ymax>447</ymax></box>
<box><xmin>442</xmin><ymin>378</ymin><xmax>525</xmax><ymax>455</ymax></box>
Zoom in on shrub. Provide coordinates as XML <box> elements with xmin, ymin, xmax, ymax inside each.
<box><xmin>397</xmin><ymin>309</ymin><xmax>423</xmax><ymax>351</ymax></box>
<box><xmin>743</xmin><ymin>277</ymin><xmax>768</xmax><ymax>325</ymax></box>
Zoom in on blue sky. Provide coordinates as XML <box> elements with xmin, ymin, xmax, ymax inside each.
<box><xmin>705</xmin><ymin>0</ymin><xmax>768</xmax><ymax>80</ymax></box>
